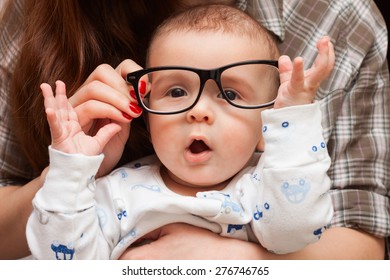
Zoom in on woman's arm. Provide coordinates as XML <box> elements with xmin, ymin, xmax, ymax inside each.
<box><xmin>292</xmin><ymin>227</ymin><xmax>385</xmax><ymax>260</ymax></box>
<box><xmin>0</xmin><ymin>174</ymin><xmax>45</xmax><ymax>259</ymax></box>
<box><xmin>119</xmin><ymin>224</ymin><xmax>385</xmax><ymax>260</ymax></box>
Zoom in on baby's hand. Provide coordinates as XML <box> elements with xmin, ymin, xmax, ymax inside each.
<box><xmin>274</xmin><ymin>36</ymin><xmax>335</xmax><ymax>108</ymax></box>
<box><xmin>42</xmin><ymin>81</ymin><xmax>122</xmax><ymax>156</ymax></box>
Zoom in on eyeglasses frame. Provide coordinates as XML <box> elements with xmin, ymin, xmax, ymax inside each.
<box><xmin>126</xmin><ymin>60</ymin><xmax>279</xmax><ymax>115</ymax></box>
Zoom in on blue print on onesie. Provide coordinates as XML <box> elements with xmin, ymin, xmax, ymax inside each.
<box><xmin>51</xmin><ymin>241</ymin><xmax>75</xmax><ymax>260</ymax></box>
<box><xmin>201</xmin><ymin>192</ymin><xmax>243</xmax><ymax>215</ymax></box>
<box><xmin>253</xmin><ymin>202</ymin><xmax>273</xmax><ymax>223</ymax></box>
<box><xmin>118</xmin><ymin>228</ymin><xmax>138</xmax><ymax>248</ymax></box>
<box><xmin>280</xmin><ymin>178</ymin><xmax>310</xmax><ymax>204</ymax></box>
<box><xmin>112</xmin><ymin>168</ymin><xmax>129</xmax><ymax>179</ymax></box>
<box><xmin>131</xmin><ymin>184</ymin><xmax>161</xmax><ymax>192</ymax></box>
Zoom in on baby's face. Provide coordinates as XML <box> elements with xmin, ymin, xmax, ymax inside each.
<box><xmin>147</xmin><ymin>30</ymin><xmax>275</xmax><ymax>195</ymax></box>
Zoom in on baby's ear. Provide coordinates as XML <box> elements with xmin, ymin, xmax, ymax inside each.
<box><xmin>256</xmin><ymin>136</ymin><xmax>265</xmax><ymax>152</ymax></box>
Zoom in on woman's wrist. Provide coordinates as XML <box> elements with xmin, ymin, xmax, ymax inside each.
<box><xmin>38</xmin><ymin>166</ymin><xmax>49</xmax><ymax>187</ymax></box>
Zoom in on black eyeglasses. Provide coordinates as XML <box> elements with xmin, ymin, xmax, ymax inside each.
<box><xmin>126</xmin><ymin>60</ymin><xmax>279</xmax><ymax>115</ymax></box>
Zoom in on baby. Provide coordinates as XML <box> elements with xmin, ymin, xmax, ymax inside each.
<box><xmin>27</xmin><ymin>4</ymin><xmax>334</xmax><ymax>259</ymax></box>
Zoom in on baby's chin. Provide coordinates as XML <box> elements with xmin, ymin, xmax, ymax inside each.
<box><xmin>178</xmin><ymin>176</ymin><xmax>231</xmax><ymax>192</ymax></box>
<box><xmin>162</xmin><ymin>165</ymin><xmax>235</xmax><ymax>195</ymax></box>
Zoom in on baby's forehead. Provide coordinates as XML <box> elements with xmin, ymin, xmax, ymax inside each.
<box><xmin>148</xmin><ymin>29</ymin><xmax>278</xmax><ymax>61</ymax></box>
<box><xmin>151</xmin><ymin>29</ymin><xmax>270</xmax><ymax>52</ymax></box>
<box><xmin>156</xmin><ymin>26</ymin><xmax>267</xmax><ymax>40</ymax></box>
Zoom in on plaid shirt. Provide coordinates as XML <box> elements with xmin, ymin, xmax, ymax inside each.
<box><xmin>0</xmin><ymin>0</ymin><xmax>36</xmax><ymax>185</ymax></box>
<box><xmin>1</xmin><ymin>0</ymin><xmax>389</xmax><ymax>258</ymax></box>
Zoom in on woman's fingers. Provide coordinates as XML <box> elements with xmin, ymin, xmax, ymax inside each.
<box><xmin>116</xmin><ymin>59</ymin><xmax>143</xmax><ymax>80</ymax></box>
<box><xmin>76</xmin><ymin>59</ymin><xmax>143</xmax><ymax>103</ymax></box>
<box><xmin>73</xmin><ymin>99</ymin><xmax>140</xmax><ymax>129</ymax></box>
<box><xmin>94</xmin><ymin>122</ymin><xmax>123</xmax><ymax>150</ymax></box>
<box><xmin>69</xmin><ymin>80</ymin><xmax>135</xmax><ymax>112</ymax></box>
<box><xmin>117</xmin><ymin>59</ymin><xmax>150</xmax><ymax>98</ymax></box>
<box><xmin>69</xmin><ymin>60</ymin><xmax>145</xmax><ymax>132</ymax></box>
<box><xmin>81</xmin><ymin>63</ymin><xmax>130</xmax><ymax>97</ymax></box>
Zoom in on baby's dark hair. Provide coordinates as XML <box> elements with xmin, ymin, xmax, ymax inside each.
<box><xmin>148</xmin><ymin>4</ymin><xmax>280</xmax><ymax>61</ymax></box>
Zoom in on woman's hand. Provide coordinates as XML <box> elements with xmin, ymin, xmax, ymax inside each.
<box><xmin>118</xmin><ymin>224</ymin><xmax>385</xmax><ymax>260</ymax></box>
<box><xmin>68</xmin><ymin>59</ymin><xmax>145</xmax><ymax>175</ymax></box>
<box><xmin>275</xmin><ymin>36</ymin><xmax>335</xmax><ymax>108</ymax></box>
<box><xmin>119</xmin><ymin>223</ymin><xmax>266</xmax><ymax>260</ymax></box>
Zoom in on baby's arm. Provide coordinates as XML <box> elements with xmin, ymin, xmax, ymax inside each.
<box><xmin>26</xmin><ymin>148</ymin><xmax>114</xmax><ymax>259</ymax></box>
<box><xmin>249</xmin><ymin>103</ymin><xmax>333</xmax><ymax>253</ymax></box>
<box><xmin>26</xmin><ymin>82</ymin><xmax>123</xmax><ymax>259</ymax></box>
<box><xmin>246</xmin><ymin>37</ymin><xmax>335</xmax><ymax>253</ymax></box>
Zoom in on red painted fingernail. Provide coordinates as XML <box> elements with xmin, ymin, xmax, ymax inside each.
<box><xmin>122</xmin><ymin>112</ymin><xmax>133</xmax><ymax>120</ymax></box>
<box><xmin>139</xmin><ymin>81</ymin><xmax>146</xmax><ymax>95</ymax></box>
<box><xmin>129</xmin><ymin>103</ymin><xmax>142</xmax><ymax>114</ymax></box>
<box><xmin>130</xmin><ymin>89</ymin><xmax>137</xmax><ymax>100</ymax></box>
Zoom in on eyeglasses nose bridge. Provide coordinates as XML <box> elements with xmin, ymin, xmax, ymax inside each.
<box><xmin>197</xmin><ymin>69</ymin><xmax>222</xmax><ymax>97</ymax></box>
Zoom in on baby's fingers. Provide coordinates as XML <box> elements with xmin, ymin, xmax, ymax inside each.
<box><xmin>41</xmin><ymin>82</ymin><xmax>63</xmax><ymax>141</ymax></box>
<box><xmin>307</xmin><ymin>36</ymin><xmax>335</xmax><ymax>86</ymax></box>
<box><xmin>289</xmin><ymin>57</ymin><xmax>305</xmax><ymax>91</ymax></box>
<box><xmin>278</xmin><ymin>55</ymin><xmax>293</xmax><ymax>85</ymax></box>
<box><xmin>41</xmin><ymin>83</ymin><xmax>55</xmax><ymax>112</ymax></box>
<box><xmin>318</xmin><ymin>36</ymin><xmax>335</xmax><ymax>76</ymax></box>
<box><xmin>52</xmin><ymin>81</ymin><xmax>70</xmax><ymax>123</ymax></box>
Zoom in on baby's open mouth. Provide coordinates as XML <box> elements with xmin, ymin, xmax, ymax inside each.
<box><xmin>189</xmin><ymin>140</ymin><xmax>210</xmax><ymax>154</ymax></box>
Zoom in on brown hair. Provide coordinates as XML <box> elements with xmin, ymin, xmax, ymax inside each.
<box><xmin>9</xmin><ymin>0</ymin><xmax>181</xmax><ymax>173</ymax></box>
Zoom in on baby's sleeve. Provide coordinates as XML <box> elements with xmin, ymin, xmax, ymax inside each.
<box><xmin>242</xmin><ymin>102</ymin><xmax>333</xmax><ymax>254</ymax></box>
<box><xmin>26</xmin><ymin>147</ymin><xmax>112</xmax><ymax>259</ymax></box>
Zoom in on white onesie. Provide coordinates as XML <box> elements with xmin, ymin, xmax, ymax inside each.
<box><xmin>27</xmin><ymin>103</ymin><xmax>333</xmax><ymax>259</ymax></box>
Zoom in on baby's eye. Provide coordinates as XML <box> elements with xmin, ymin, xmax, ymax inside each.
<box><xmin>220</xmin><ymin>89</ymin><xmax>238</xmax><ymax>101</ymax></box>
<box><xmin>168</xmin><ymin>88</ymin><xmax>187</xmax><ymax>98</ymax></box>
